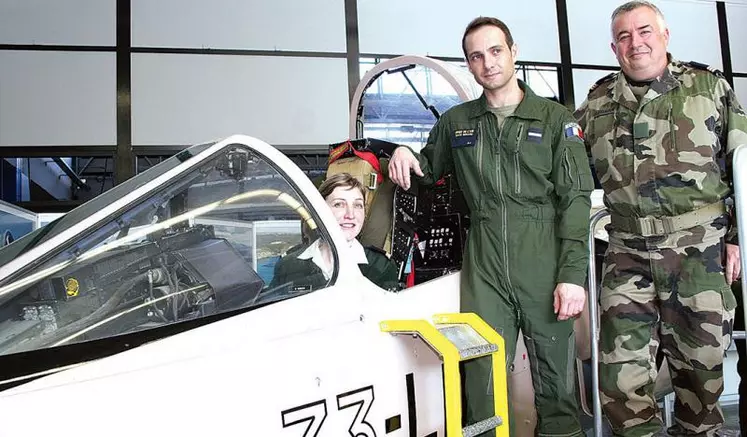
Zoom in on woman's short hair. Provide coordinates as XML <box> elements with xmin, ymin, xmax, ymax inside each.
<box><xmin>318</xmin><ymin>172</ymin><xmax>368</xmax><ymax>202</ymax></box>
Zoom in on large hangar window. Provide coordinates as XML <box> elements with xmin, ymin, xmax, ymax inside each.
<box><xmin>359</xmin><ymin>58</ymin><xmax>462</xmax><ymax>150</ymax></box>
<box><xmin>0</xmin><ymin>156</ymin><xmax>115</xmax><ymax>207</ymax></box>
<box><xmin>358</xmin><ymin>58</ymin><xmax>560</xmax><ymax>150</ymax></box>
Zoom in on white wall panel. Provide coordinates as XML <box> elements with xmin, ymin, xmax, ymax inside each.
<box><xmin>734</xmin><ymin>77</ymin><xmax>747</xmax><ymax>108</ymax></box>
<box><xmin>568</xmin><ymin>0</ymin><xmax>624</xmax><ymax>67</ymax></box>
<box><xmin>660</xmin><ymin>1</ymin><xmax>721</xmax><ymax>69</ymax></box>
<box><xmin>0</xmin><ymin>0</ymin><xmax>115</xmax><ymax>45</ymax></box>
<box><xmin>0</xmin><ymin>51</ymin><xmax>116</xmax><ymax>146</ymax></box>
<box><xmin>132</xmin><ymin>0</ymin><xmax>346</xmax><ymax>52</ymax></box>
<box><xmin>727</xmin><ymin>4</ymin><xmax>747</xmax><ymax>73</ymax></box>
<box><xmin>131</xmin><ymin>54</ymin><xmax>349</xmax><ymax>146</ymax></box>
<box><xmin>569</xmin><ymin>0</ymin><xmax>721</xmax><ymax>69</ymax></box>
<box><xmin>358</xmin><ymin>0</ymin><xmax>560</xmax><ymax>62</ymax></box>
<box><xmin>572</xmin><ymin>69</ymin><xmax>616</xmax><ymax>110</ymax></box>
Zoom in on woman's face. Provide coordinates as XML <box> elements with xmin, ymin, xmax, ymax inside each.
<box><xmin>325</xmin><ymin>186</ymin><xmax>365</xmax><ymax>242</ymax></box>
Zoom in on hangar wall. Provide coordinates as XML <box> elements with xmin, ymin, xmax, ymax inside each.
<box><xmin>0</xmin><ymin>0</ymin><xmax>350</xmax><ymax>149</ymax></box>
<box><xmin>0</xmin><ymin>0</ymin><xmax>746</xmax><ymax>194</ymax></box>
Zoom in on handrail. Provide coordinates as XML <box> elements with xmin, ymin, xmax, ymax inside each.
<box><xmin>588</xmin><ymin>208</ymin><xmax>609</xmax><ymax>437</ymax></box>
<box><xmin>733</xmin><ymin>145</ymin><xmax>747</xmax><ymax>350</ymax></box>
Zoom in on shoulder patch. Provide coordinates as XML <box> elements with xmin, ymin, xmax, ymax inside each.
<box><xmin>563</xmin><ymin>122</ymin><xmax>584</xmax><ymax>141</ymax></box>
<box><xmin>588</xmin><ymin>72</ymin><xmax>617</xmax><ymax>94</ymax></box>
<box><xmin>684</xmin><ymin>61</ymin><xmax>724</xmax><ymax>78</ymax></box>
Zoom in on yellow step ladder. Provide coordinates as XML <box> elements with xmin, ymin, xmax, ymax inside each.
<box><xmin>380</xmin><ymin>313</ymin><xmax>508</xmax><ymax>437</ymax></box>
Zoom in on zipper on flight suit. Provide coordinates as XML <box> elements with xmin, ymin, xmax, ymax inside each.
<box><xmin>514</xmin><ymin>122</ymin><xmax>525</xmax><ymax>194</ymax></box>
<box><xmin>476</xmin><ymin>120</ymin><xmax>486</xmax><ymax>191</ymax></box>
<box><xmin>495</xmin><ymin>117</ymin><xmax>518</xmax><ymax>315</ymax></box>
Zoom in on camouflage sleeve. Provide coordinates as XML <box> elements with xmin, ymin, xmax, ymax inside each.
<box><xmin>573</xmin><ymin>98</ymin><xmax>590</xmax><ymax>133</ymax></box>
<box><xmin>553</xmin><ymin>112</ymin><xmax>594</xmax><ymax>286</ymax></box>
<box><xmin>574</xmin><ymin>97</ymin><xmax>596</xmax><ymax>158</ymax></box>
<box><xmin>717</xmin><ymin>78</ymin><xmax>747</xmax><ymax>245</ymax></box>
<box><xmin>412</xmin><ymin>117</ymin><xmax>454</xmax><ymax>187</ymax></box>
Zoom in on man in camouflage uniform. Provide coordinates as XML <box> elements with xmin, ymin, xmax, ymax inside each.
<box><xmin>575</xmin><ymin>2</ymin><xmax>747</xmax><ymax>436</ymax></box>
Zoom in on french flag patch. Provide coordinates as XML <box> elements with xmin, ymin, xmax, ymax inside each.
<box><xmin>564</xmin><ymin>122</ymin><xmax>584</xmax><ymax>140</ymax></box>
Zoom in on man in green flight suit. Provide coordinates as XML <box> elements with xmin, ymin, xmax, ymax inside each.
<box><xmin>574</xmin><ymin>2</ymin><xmax>747</xmax><ymax>435</ymax></box>
<box><xmin>388</xmin><ymin>16</ymin><xmax>594</xmax><ymax>437</ymax></box>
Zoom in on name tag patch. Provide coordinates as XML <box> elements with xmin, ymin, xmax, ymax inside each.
<box><xmin>633</xmin><ymin>122</ymin><xmax>649</xmax><ymax>140</ymax></box>
<box><xmin>451</xmin><ymin>128</ymin><xmax>477</xmax><ymax>148</ymax></box>
<box><xmin>526</xmin><ymin>127</ymin><xmax>543</xmax><ymax>143</ymax></box>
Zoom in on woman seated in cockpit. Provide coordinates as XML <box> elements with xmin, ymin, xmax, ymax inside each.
<box><xmin>269</xmin><ymin>172</ymin><xmax>398</xmax><ymax>291</ymax></box>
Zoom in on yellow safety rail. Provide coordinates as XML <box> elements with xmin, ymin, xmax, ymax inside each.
<box><xmin>380</xmin><ymin>312</ymin><xmax>509</xmax><ymax>437</ymax></box>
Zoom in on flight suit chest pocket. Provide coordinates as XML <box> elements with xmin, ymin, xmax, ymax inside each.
<box><xmin>517</xmin><ymin>122</ymin><xmax>552</xmax><ymax>175</ymax></box>
<box><xmin>451</xmin><ymin>128</ymin><xmax>477</xmax><ymax>148</ymax></box>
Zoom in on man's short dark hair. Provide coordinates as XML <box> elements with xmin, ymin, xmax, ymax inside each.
<box><xmin>462</xmin><ymin>16</ymin><xmax>515</xmax><ymax>59</ymax></box>
<box><xmin>610</xmin><ymin>1</ymin><xmax>666</xmax><ymax>39</ymax></box>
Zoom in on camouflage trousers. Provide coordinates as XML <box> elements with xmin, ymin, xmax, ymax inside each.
<box><xmin>599</xmin><ymin>226</ymin><xmax>736</xmax><ymax>437</ymax></box>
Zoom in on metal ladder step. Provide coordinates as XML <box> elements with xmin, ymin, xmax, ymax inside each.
<box><xmin>463</xmin><ymin>416</ymin><xmax>503</xmax><ymax>437</ymax></box>
<box><xmin>436</xmin><ymin>324</ymin><xmax>497</xmax><ymax>360</ymax></box>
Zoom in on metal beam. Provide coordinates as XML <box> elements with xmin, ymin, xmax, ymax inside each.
<box><xmin>51</xmin><ymin>158</ymin><xmax>91</xmax><ymax>192</ymax></box>
<box><xmin>0</xmin><ymin>146</ymin><xmax>116</xmax><ymax>157</ymax></box>
<box><xmin>131</xmin><ymin>47</ymin><xmax>346</xmax><ymax>58</ymax></box>
<box><xmin>0</xmin><ymin>44</ymin><xmax>114</xmax><ymax>52</ymax></box>
<box><xmin>570</xmin><ymin>64</ymin><xmax>618</xmax><ymax>71</ymax></box>
<box><xmin>344</xmin><ymin>0</ymin><xmax>361</xmax><ymax>105</ymax></box>
<box><xmin>116</xmin><ymin>0</ymin><xmax>134</xmax><ymax>184</ymax></box>
<box><xmin>716</xmin><ymin>1</ymin><xmax>734</xmax><ymax>86</ymax></box>
<box><xmin>555</xmin><ymin>0</ymin><xmax>575</xmax><ymax>109</ymax></box>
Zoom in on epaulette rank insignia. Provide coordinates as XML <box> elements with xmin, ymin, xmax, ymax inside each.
<box><xmin>588</xmin><ymin>72</ymin><xmax>617</xmax><ymax>94</ymax></box>
<box><xmin>684</xmin><ymin>61</ymin><xmax>724</xmax><ymax>78</ymax></box>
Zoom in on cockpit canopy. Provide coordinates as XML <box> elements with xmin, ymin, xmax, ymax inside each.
<box><xmin>0</xmin><ymin>139</ymin><xmax>337</xmax><ymax>357</ymax></box>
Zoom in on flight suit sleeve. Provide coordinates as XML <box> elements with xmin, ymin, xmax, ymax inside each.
<box><xmin>411</xmin><ymin>117</ymin><xmax>454</xmax><ymax>187</ymax></box>
<box><xmin>552</xmin><ymin>113</ymin><xmax>594</xmax><ymax>286</ymax></box>
<box><xmin>376</xmin><ymin>260</ymin><xmax>400</xmax><ymax>291</ymax></box>
<box><xmin>362</xmin><ymin>247</ymin><xmax>400</xmax><ymax>291</ymax></box>
<box><xmin>716</xmin><ymin>77</ymin><xmax>747</xmax><ymax>245</ymax></box>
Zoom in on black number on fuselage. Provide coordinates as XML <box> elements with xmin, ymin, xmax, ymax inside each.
<box><xmin>337</xmin><ymin>386</ymin><xmax>377</xmax><ymax>437</ymax></box>
<box><xmin>281</xmin><ymin>399</ymin><xmax>328</xmax><ymax>437</ymax></box>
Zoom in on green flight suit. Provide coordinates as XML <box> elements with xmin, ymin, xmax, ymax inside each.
<box><xmin>412</xmin><ymin>82</ymin><xmax>594</xmax><ymax>436</ymax></box>
<box><xmin>269</xmin><ymin>241</ymin><xmax>399</xmax><ymax>291</ymax></box>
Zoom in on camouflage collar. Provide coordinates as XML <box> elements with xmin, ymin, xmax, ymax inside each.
<box><xmin>609</xmin><ymin>54</ymin><xmax>684</xmax><ymax>111</ymax></box>
<box><xmin>467</xmin><ymin>80</ymin><xmax>543</xmax><ymax>121</ymax></box>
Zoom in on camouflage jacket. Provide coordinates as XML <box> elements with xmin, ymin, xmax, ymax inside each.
<box><xmin>575</xmin><ymin>56</ymin><xmax>747</xmax><ymax>244</ymax></box>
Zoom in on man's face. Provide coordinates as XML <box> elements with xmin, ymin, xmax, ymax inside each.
<box><xmin>465</xmin><ymin>25</ymin><xmax>517</xmax><ymax>92</ymax></box>
<box><xmin>610</xmin><ymin>6</ymin><xmax>669</xmax><ymax>81</ymax></box>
